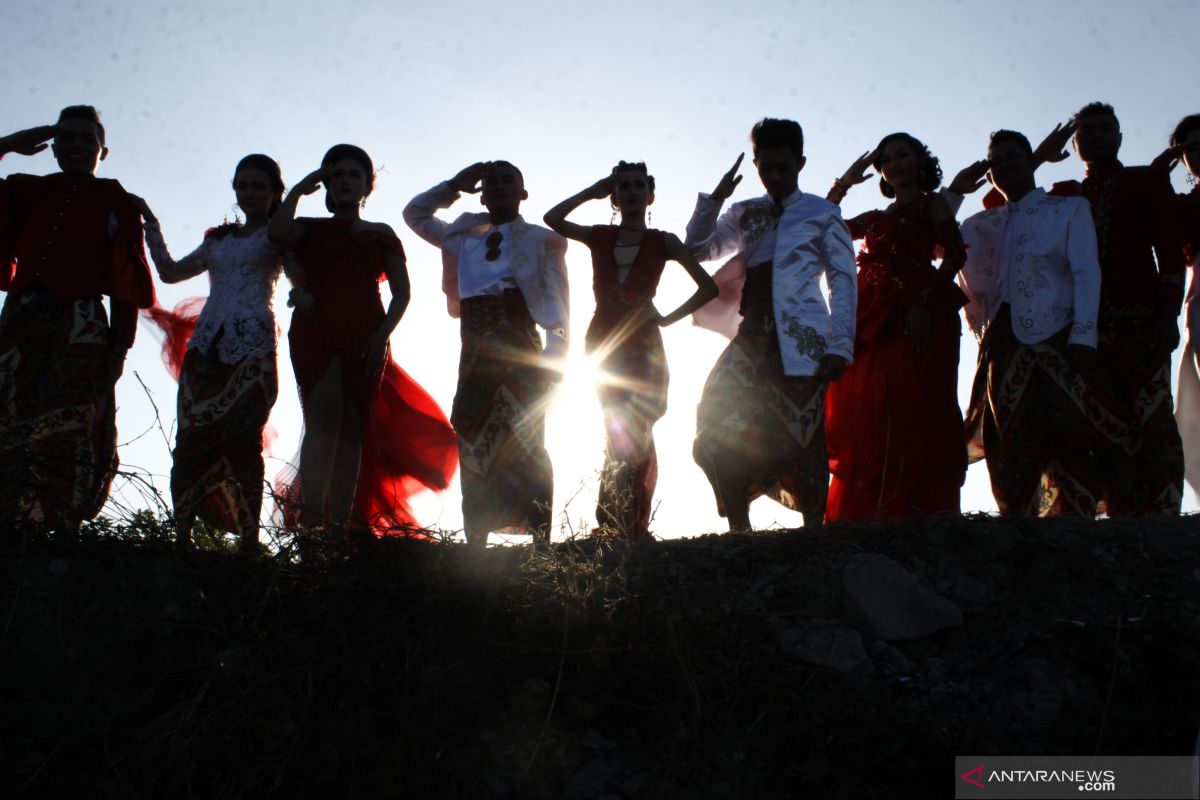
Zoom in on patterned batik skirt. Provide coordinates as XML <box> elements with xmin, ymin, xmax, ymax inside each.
<box><xmin>453</xmin><ymin>290</ymin><xmax>554</xmax><ymax>538</ymax></box>
<box><xmin>963</xmin><ymin>305</ymin><xmax>1124</xmax><ymax>517</ymax></box>
<box><xmin>693</xmin><ymin>266</ymin><xmax>829</xmax><ymax>521</ymax></box>
<box><xmin>171</xmin><ymin>344</ymin><xmax>278</xmax><ymax>534</ymax></box>
<box><xmin>1087</xmin><ymin>313</ymin><xmax>1184</xmax><ymax>515</ymax></box>
<box><xmin>587</xmin><ymin>311</ymin><xmax>669</xmax><ymax>539</ymax></box>
<box><xmin>0</xmin><ymin>289</ymin><xmax>118</xmax><ymax>530</ymax></box>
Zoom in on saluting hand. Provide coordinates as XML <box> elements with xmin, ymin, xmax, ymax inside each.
<box><xmin>0</xmin><ymin>124</ymin><xmax>58</xmax><ymax>157</ymax></box>
<box><xmin>449</xmin><ymin>162</ymin><xmax>488</xmax><ymax>194</ymax></box>
<box><xmin>1032</xmin><ymin>120</ymin><xmax>1078</xmax><ymax>166</ymax></box>
<box><xmin>711</xmin><ymin>153</ymin><xmax>744</xmax><ymax>202</ymax></box>
<box><xmin>294</xmin><ymin>167</ymin><xmax>330</xmax><ymax>197</ymax></box>
<box><xmin>586</xmin><ymin>174</ymin><xmax>618</xmax><ymax>200</ymax></box>
<box><xmin>839</xmin><ymin>148</ymin><xmax>880</xmax><ymax>188</ymax></box>
<box><xmin>948</xmin><ymin>159</ymin><xmax>991</xmax><ymax>195</ymax></box>
<box><xmin>1150</xmin><ymin>144</ymin><xmax>1183</xmax><ymax>173</ymax></box>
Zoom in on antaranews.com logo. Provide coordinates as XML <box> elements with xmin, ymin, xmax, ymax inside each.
<box><xmin>961</xmin><ymin>764</ymin><xmax>1116</xmax><ymax>792</ymax></box>
<box><xmin>955</xmin><ymin>756</ymin><xmax>1197</xmax><ymax>799</ymax></box>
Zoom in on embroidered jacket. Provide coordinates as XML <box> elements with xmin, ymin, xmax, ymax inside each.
<box><xmin>958</xmin><ymin>188</ymin><xmax>1101</xmax><ymax>348</ymax></box>
<box><xmin>685</xmin><ymin>189</ymin><xmax>857</xmax><ymax>377</ymax></box>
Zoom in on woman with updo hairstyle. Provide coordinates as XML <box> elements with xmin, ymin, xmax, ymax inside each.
<box><xmin>133</xmin><ymin>153</ymin><xmax>287</xmax><ymax>553</ymax></box>
<box><xmin>544</xmin><ymin>160</ymin><xmax>717</xmax><ymax>539</ymax></box>
<box><xmin>821</xmin><ymin>132</ymin><xmax>969</xmax><ymax>521</ymax></box>
<box><xmin>269</xmin><ymin>144</ymin><xmax>456</xmax><ymax>539</ymax></box>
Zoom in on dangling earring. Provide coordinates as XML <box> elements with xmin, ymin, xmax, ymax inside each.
<box><xmin>610</xmin><ymin>208</ymin><xmax>618</xmax><ymax>225</ymax></box>
<box><xmin>1188</xmin><ymin>172</ymin><xmax>1198</xmax><ymax>187</ymax></box>
<box><xmin>360</xmin><ymin>197</ymin><xmax>368</xmax><ymax>209</ymax></box>
<box><xmin>648</xmin><ymin>209</ymin><xmax>653</xmax><ymax>227</ymax></box>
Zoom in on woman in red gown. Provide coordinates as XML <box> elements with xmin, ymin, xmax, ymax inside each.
<box><xmin>823</xmin><ymin>133</ymin><xmax>968</xmax><ymax>521</ymax></box>
<box><xmin>269</xmin><ymin>144</ymin><xmax>456</xmax><ymax>534</ymax></box>
<box><xmin>544</xmin><ymin>161</ymin><xmax>716</xmax><ymax>538</ymax></box>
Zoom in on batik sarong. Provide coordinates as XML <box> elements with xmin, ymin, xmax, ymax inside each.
<box><xmin>171</xmin><ymin>345</ymin><xmax>277</xmax><ymax>534</ymax></box>
<box><xmin>1088</xmin><ymin>312</ymin><xmax>1184</xmax><ymax>515</ymax></box>
<box><xmin>0</xmin><ymin>289</ymin><xmax>117</xmax><ymax>530</ymax></box>
<box><xmin>964</xmin><ymin>305</ymin><xmax>1122</xmax><ymax>517</ymax></box>
<box><xmin>453</xmin><ymin>290</ymin><xmax>554</xmax><ymax>539</ymax></box>
<box><xmin>693</xmin><ymin>265</ymin><xmax>829</xmax><ymax>521</ymax></box>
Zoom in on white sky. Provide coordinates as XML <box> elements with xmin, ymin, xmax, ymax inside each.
<box><xmin>3</xmin><ymin>0</ymin><xmax>1196</xmax><ymax>538</ymax></box>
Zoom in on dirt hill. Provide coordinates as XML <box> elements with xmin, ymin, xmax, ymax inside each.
<box><xmin>3</xmin><ymin>514</ymin><xmax>1199</xmax><ymax>798</ymax></box>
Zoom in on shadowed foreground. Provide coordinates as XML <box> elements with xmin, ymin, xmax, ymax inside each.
<box><xmin>2</xmin><ymin>514</ymin><xmax>1199</xmax><ymax>798</ymax></box>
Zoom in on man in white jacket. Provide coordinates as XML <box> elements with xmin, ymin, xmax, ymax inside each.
<box><xmin>404</xmin><ymin>161</ymin><xmax>568</xmax><ymax>546</ymax></box>
<box><xmin>959</xmin><ymin>129</ymin><xmax>1105</xmax><ymax>517</ymax></box>
<box><xmin>686</xmin><ymin>118</ymin><xmax>857</xmax><ymax>532</ymax></box>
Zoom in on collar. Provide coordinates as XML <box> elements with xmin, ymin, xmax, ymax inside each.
<box><xmin>1084</xmin><ymin>159</ymin><xmax>1123</xmax><ymax>180</ymax></box>
<box><xmin>1006</xmin><ymin>186</ymin><xmax>1046</xmax><ymax>212</ymax></box>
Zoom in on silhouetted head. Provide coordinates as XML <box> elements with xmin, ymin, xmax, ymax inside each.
<box><xmin>480</xmin><ymin>160</ymin><xmax>527</xmax><ymax>222</ymax></box>
<box><xmin>610</xmin><ymin>160</ymin><xmax>655</xmax><ymax>219</ymax></box>
<box><xmin>987</xmin><ymin>129</ymin><xmax>1037</xmax><ymax>200</ymax></box>
<box><xmin>1171</xmin><ymin>114</ymin><xmax>1200</xmax><ymax>180</ymax></box>
<box><xmin>751</xmin><ymin>118</ymin><xmax>806</xmax><ymax>200</ymax></box>
<box><xmin>232</xmin><ymin>153</ymin><xmax>285</xmax><ymax>219</ymax></box>
<box><xmin>321</xmin><ymin>144</ymin><xmax>374</xmax><ymax>213</ymax></box>
<box><xmin>1072</xmin><ymin>102</ymin><xmax>1122</xmax><ymax>163</ymax></box>
<box><xmin>872</xmin><ymin>132</ymin><xmax>942</xmax><ymax>198</ymax></box>
<box><xmin>52</xmin><ymin>105</ymin><xmax>107</xmax><ymax>176</ymax></box>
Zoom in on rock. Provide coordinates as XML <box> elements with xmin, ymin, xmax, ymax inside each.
<box><xmin>777</xmin><ymin>620</ymin><xmax>868</xmax><ymax>671</ymax></box>
<box><xmin>841</xmin><ymin>554</ymin><xmax>963</xmax><ymax>640</ymax></box>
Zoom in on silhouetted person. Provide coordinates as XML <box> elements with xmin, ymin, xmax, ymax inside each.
<box><xmin>686</xmin><ymin>118</ymin><xmax>857</xmax><ymax>532</ymax></box>
<box><xmin>271</xmin><ymin>145</ymin><xmax>456</xmax><ymax>538</ymax></box>
<box><xmin>0</xmin><ymin>106</ymin><xmax>154</xmax><ymax>537</ymax></box>
<box><xmin>544</xmin><ymin>161</ymin><xmax>717</xmax><ymax>539</ymax></box>
<box><xmin>1152</xmin><ymin>114</ymin><xmax>1200</xmax><ymax>496</ymax></box>
<box><xmin>958</xmin><ymin>130</ymin><xmax>1102</xmax><ymax>516</ymax></box>
<box><xmin>823</xmin><ymin>133</ymin><xmax>968</xmax><ymax>520</ymax></box>
<box><xmin>405</xmin><ymin>161</ymin><xmax>568</xmax><ymax>547</ymax></box>
<box><xmin>1054</xmin><ymin>103</ymin><xmax>1186</xmax><ymax>515</ymax></box>
<box><xmin>133</xmin><ymin>154</ymin><xmax>287</xmax><ymax>554</ymax></box>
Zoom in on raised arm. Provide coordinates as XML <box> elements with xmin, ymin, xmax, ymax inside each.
<box><xmin>129</xmin><ymin>194</ymin><xmax>211</xmax><ymax>283</ymax></box>
<box><xmin>657</xmin><ymin>233</ymin><xmax>718</xmax><ymax>326</ymax></box>
<box><xmin>362</xmin><ymin>224</ymin><xmax>412</xmax><ymax>378</ymax></box>
<box><xmin>685</xmin><ymin>154</ymin><xmax>746</xmax><ymax>262</ymax></box>
<box><xmin>0</xmin><ymin>124</ymin><xmax>58</xmax><ymax>158</ymax></box>
<box><xmin>268</xmin><ymin>167</ymin><xmax>326</xmax><ymax>251</ymax></box>
<box><xmin>403</xmin><ymin>163</ymin><xmax>486</xmax><ymax>248</ymax></box>
<box><xmin>542</xmin><ymin>175</ymin><xmax>616</xmax><ymax>245</ymax></box>
<box><xmin>826</xmin><ymin>148</ymin><xmax>878</xmax><ymax>205</ymax></box>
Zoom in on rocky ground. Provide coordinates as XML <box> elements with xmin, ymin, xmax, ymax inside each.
<box><xmin>2</xmin><ymin>513</ymin><xmax>1199</xmax><ymax>798</ymax></box>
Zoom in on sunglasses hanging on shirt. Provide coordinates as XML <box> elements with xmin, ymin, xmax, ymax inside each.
<box><xmin>485</xmin><ymin>231</ymin><xmax>503</xmax><ymax>262</ymax></box>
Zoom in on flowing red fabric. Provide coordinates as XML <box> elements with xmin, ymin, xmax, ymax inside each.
<box><xmin>274</xmin><ymin>358</ymin><xmax>458</xmax><ymax>536</ymax></box>
<box><xmin>140</xmin><ymin>297</ymin><xmax>206</xmax><ymax>380</ymax></box>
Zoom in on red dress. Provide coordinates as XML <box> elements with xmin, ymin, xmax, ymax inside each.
<box><xmin>825</xmin><ymin>194</ymin><xmax>967</xmax><ymax>521</ymax></box>
<box><xmin>281</xmin><ymin>217</ymin><xmax>457</xmax><ymax>533</ymax></box>
<box><xmin>586</xmin><ymin>226</ymin><xmax>670</xmax><ymax>539</ymax></box>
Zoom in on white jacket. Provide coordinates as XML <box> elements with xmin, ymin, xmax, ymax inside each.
<box><xmin>958</xmin><ymin>188</ymin><xmax>1100</xmax><ymax>348</ymax></box>
<box><xmin>685</xmin><ymin>190</ymin><xmax>857</xmax><ymax>377</ymax></box>
<box><xmin>403</xmin><ymin>181</ymin><xmax>569</xmax><ymax>339</ymax></box>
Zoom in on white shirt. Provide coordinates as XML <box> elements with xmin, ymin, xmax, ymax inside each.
<box><xmin>958</xmin><ymin>188</ymin><xmax>1101</xmax><ymax>348</ymax></box>
<box><xmin>403</xmin><ymin>182</ymin><xmax>569</xmax><ymax>343</ymax></box>
<box><xmin>457</xmin><ymin>221</ymin><xmax>519</xmax><ymax>299</ymax></box>
<box><xmin>143</xmin><ymin>222</ymin><xmax>283</xmax><ymax>362</ymax></box>
<box><xmin>685</xmin><ymin>189</ymin><xmax>857</xmax><ymax>377</ymax></box>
